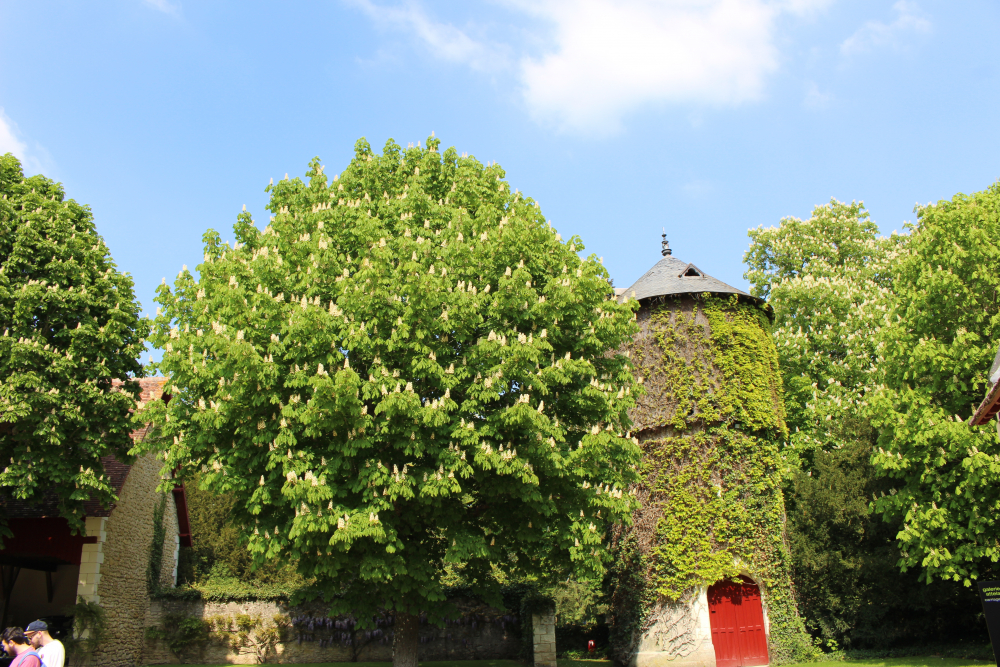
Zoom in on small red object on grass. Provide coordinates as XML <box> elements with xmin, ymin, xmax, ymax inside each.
<box><xmin>588</xmin><ymin>640</ymin><xmax>596</xmax><ymax>653</ymax></box>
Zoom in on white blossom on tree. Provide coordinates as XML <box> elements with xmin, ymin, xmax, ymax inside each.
<box><xmin>137</xmin><ymin>137</ymin><xmax>641</xmax><ymax>667</ymax></box>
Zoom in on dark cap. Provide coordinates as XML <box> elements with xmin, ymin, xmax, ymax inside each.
<box><xmin>24</xmin><ymin>621</ymin><xmax>47</xmax><ymax>633</ymax></box>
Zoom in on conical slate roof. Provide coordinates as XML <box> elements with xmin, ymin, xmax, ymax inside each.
<box><xmin>619</xmin><ymin>254</ymin><xmax>753</xmax><ymax>302</ymax></box>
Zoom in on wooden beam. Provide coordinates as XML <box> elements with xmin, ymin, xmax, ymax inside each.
<box><xmin>971</xmin><ymin>380</ymin><xmax>1000</xmax><ymax>426</ymax></box>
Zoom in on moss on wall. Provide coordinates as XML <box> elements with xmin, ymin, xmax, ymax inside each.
<box><xmin>159</xmin><ymin>490</ymin><xmax>180</xmax><ymax>589</ymax></box>
<box><xmin>609</xmin><ymin>295</ymin><xmax>815</xmax><ymax>665</ymax></box>
<box><xmin>148</xmin><ymin>492</ymin><xmax>167</xmax><ymax>594</ymax></box>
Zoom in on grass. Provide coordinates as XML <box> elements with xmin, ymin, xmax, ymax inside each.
<box><xmin>167</xmin><ymin>661</ymin><xmax>612</xmax><ymax>667</ymax></box>
<box><xmin>789</xmin><ymin>659</ymin><xmax>993</xmax><ymax>667</ymax></box>
<box><xmin>165</xmin><ymin>656</ymin><xmax>994</xmax><ymax>667</ymax></box>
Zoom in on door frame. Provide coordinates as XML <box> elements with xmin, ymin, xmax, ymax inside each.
<box><xmin>707</xmin><ymin>573</ymin><xmax>770</xmax><ymax>667</ymax></box>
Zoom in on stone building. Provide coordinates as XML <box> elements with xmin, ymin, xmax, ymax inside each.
<box><xmin>0</xmin><ymin>377</ymin><xmax>192</xmax><ymax>667</ymax></box>
<box><xmin>608</xmin><ymin>236</ymin><xmax>806</xmax><ymax>667</ymax></box>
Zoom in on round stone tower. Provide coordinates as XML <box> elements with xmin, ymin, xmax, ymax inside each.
<box><xmin>608</xmin><ymin>236</ymin><xmax>810</xmax><ymax>667</ymax></box>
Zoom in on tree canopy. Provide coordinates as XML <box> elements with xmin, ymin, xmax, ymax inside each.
<box><xmin>746</xmin><ymin>196</ymin><xmax>997</xmax><ymax>648</ymax></box>
<box><xmin>138</xmin><ymin>137</ymin><xmax>642</xmax><ymax>659</ymax></box>
<box><xmin>872</xmin><ymin>183</ymin><xmax>1000</xmax><ymax>585</ymax></box>
<box><xmin>0</xmin><ymin>153</ymin><xmax>149</xmax><ymax>534</ymax></box>
<box><xmin>745</xmin><ymin>200</ymin><xmax>901</xmax><ymax>472</ymax></box>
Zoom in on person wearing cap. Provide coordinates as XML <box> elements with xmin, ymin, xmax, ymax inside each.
<box><xmin>25</xmin><ymin>621</ymin><xmax>62</xmax><ymax>667</ymax></box>
<box><xmin>1</xmin><ymin>627</ymin><xmax>41</xmax><ymax>667</ymax></box>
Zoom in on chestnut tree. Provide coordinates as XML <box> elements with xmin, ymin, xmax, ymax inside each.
<box><xmin>0</xmin><ymin>153</ymin><xmax>149</xmax><ymax>536</ymax></box>
<box><xmin>139</xmin><ymin>137</ymin><xmax>641</xmax><ymax>667</ymax></box>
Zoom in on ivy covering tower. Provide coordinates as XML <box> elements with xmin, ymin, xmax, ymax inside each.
<box><xmin>0</xmin><ymin>153</ymin><xmax>149</xmax><ymax>536</ymax></box>
<box><xmin>607</xmin><ymin>236</ymin><xmax>815</xmax><ymax>667</ymax></box>
<box><xmin>138</xmin><ymin>137</ymin><xmax>642</xmax><ymax>667</ymax></box>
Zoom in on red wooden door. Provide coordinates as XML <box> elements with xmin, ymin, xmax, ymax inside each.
<box><xmin>708</xmin><ymin>577</ymin><xmax>769</xmax><ymax>667</ymax></box>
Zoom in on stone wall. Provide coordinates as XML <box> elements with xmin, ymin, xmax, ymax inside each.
<box><xmin>88</xmin><ymin>451</ymin><xmax>170</xmax><ymax>667</ymax></box>
<box><xmin>632</xmin><ymin>591</ymin><xmax>716</xmax><ymax>667</ymax></box>
<box><xmin>158</xmin><ymin>491</ymin><xmax>180</xmax><ymax>589</ymax></box>
<box><xmin>610</xmin><ymin>294</ymin><xmax>791</xmax><ymax>667</ymax></box>
<box><xmin>142</xmin><ymin>597</ymin><xmax>523</xmax><ymax>665</ymax></box>
<box><xmin>532</xmin><ymin>610</ymin><xmax>557</xmax><ymax>667</ymax></box>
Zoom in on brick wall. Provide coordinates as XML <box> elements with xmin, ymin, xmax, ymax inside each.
<box><xmin>142</xmin><ymin>597</ymin><xmax>523</xmax><ymax>665</ymax></box>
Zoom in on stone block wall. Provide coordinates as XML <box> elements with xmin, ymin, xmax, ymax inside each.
<box><xmin>158</xmin><ymin>490</ymin><xmax>180</xmax><ymax>589</ymax></box>
<box><xmin>88</xmin><ymin>451</ymin><xmax>173</xmax><ymax>667</ymax></box>
<box><xmin>631</xmin><ymin>590</ymin><xmax>717</xmax><ymax>667</ymax></box>
<box><xmin>77</xmin><ymin>516</ymin><xmax>107</xmax><ymax>603</ymax></box>
<box><xmin>532</xmin><ymin>610</ymin><xmax>557</xmax><ymax>667</ymax></box>
<box><xmin>142</xmin><ymin>597</ymin><xmax>523</xmax><ymax>665</ymax></box>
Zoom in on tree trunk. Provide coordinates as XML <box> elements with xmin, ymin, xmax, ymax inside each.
<box><xmin>392</xmin><ymin>611</ymin><xmax>419</xmax><ymax>667</ymax></box>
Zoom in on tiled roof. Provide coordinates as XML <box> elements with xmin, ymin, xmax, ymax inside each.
<box><xmin>114</xmin><ymin>376</ymin><xmax>170</xmax><ymax>405</ymax></box>
<box><xmin>620</xmin><ymin>254</ymin><xmax>754</xmax><ymax>303</ymax></box>
<box><xmin>3</xmin><ymin>377</ymin><xmax>168</xmax><ymax>519</ymax></box>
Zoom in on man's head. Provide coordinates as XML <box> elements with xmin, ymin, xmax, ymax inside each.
<box><xmin>24</xmin><ymin>621</ymin><xmax>49</xmax><ymax>649</ymax></box>
<box><xmin>2</xmin><ymin>627</ymin><xmax>29</xmax><ymax>656</ymax></box>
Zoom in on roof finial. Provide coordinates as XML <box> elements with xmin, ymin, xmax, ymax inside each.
<box><xmin>661</xmin><ymin>228</ymin><xmax>671</xmax><ymax>256</ymax></box>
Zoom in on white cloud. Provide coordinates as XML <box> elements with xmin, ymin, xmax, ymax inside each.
<box><xmin>346</xmin><ymin>0</ymin><xmax>505</xmax><ymax>70</ymax></box>
<box><xmin>0</xmin><ymin>108</ymin><xmax>28</xmax><ymax>160</ymax></box>
<box><xmin>349</xmin><ymin>0</ymin><xmax>835</xmax><ymax>134</ymax></box>
<box><xmin>777</xmin><ymin>0</ymin><xmax>834</xmax><ymax>15</ymax></box>
<box><xmin>682</xmin><ymin>179</ymin><xmax>713</xmax><ymax>197</ymax></box>
<box><xmin>803</xmin><ymin>81</ymin><xmax>831</xmax><ymax>109</ymax></box>
<box><xmin>0</xmin><ymin>109</ymin><xmax>51</xmax><ymax>176</ymax></box>
<box><xmin>519</xmin><ymin>0</ymin><xmax>795</xmax><ymax>133</ymax></box>
<box><xmin>143</xmin><ymin>0</ymin><xmax>180</xmax><ymax>14</ymax></box>
<box><xmin>840</xmin><ymin>1</ymin><xmax>930</xmax><ymax>56</ymax></box>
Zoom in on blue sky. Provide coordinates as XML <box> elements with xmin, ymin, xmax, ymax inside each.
<box><xmin>2</xmin><ymin>0</ymin><xmax>999</xmax><ymax>327</ymax></box>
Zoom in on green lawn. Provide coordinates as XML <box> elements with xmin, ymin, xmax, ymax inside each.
<box><xmin>167</xmin><ymin>658</ymin><xmax>994</xmax><ymax>667</ymax></box>
<box><xmin>789</xmin><ymin>660</ymin><xmax>992</xmax><ymax>667</ymax></box>
<box><xmin>168</xmin><ymin>661</ymin><xmax>611</xmax><ymax>667</ymax></box>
